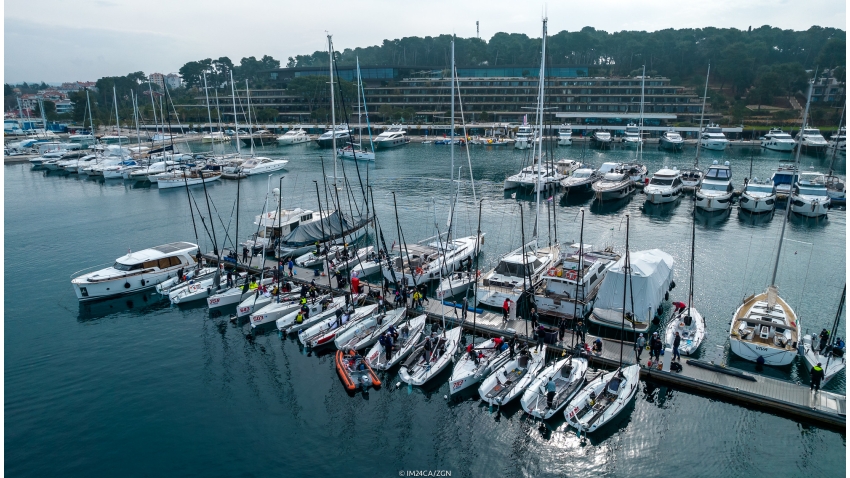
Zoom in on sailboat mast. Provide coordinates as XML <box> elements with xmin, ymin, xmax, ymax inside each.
<box><xmin>328</xmin><ymin>34</ymin><xmax>338</xmax><ymax>189</ymax></box>
<box><xmin>694</xmin><ymin>64</ymin><xmax>710</xmax><ymax>168</ymax></box>
<box><xmin>246</xmin><ymin>80</ymin><xmax>255</xmax><ymax>157</ymax></box>
<box><xmin>638</xmin><ymin>65</ymin><xmax>645</xmax><ymax>160</ymax></box>
<box><xmin>202</xmin><ymin>72</ymin><xmax>214</xmax><ymax>153</ymax></box>
<box><xmin>450</xmin><ymin>37</ymin><xmax>455</xmax><ymax>185</ymax></box>
<box><xmin>620</xmin><ymin>214</ymin><xmax>630</xmax><ymax>367</ymax></box>
<box><xmin>688</xmin><ymin>195</ymin><xmax>696</xmax><ymax>311</ymax></box>
<box><xmin>113</xmin><ymin>87</ymin><xmax>121</xmax><ymax>150</ymax></box>
<box><xmin>229</xmin><ymin>71</ymin><xmax>241</xmax><ymax>156</ymax></box>
<box><xmin>771</xmin><ymin>77</ymin><xmax>814</xmax><ymax>286</ymax></box>
<box><xmin>356</xmin><ymin>57</ymin><xmax>362</xmax><ymax>147</ymax></box>
<box><xmin>573</xmin><ymin>209</ymin><xmax>584</xmax><ymax>328</ymax></box>
<box><xmin>132</xmin><ymin>91</ymin><xmax>141</xmax><ymax>153</ymax></box>
<box><xmin>533</xmin><ymin>17</ymin><xmax>547</xmax><ymax>240</ymax></box>
<box><xmin>148</xmin><ymin>82</ymin><xmax>158</xmax><ymax>140</ymax></box>
<box><xmin>86</xmin><ymin>90</ymin><xmax>94</xmax><ymax>136</ymax></box>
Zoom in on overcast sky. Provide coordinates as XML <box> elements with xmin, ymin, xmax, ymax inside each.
<box><xmin>4</xmin><ymin>0</ymin><xmax>846</xmax><ymax>83</ymax></box>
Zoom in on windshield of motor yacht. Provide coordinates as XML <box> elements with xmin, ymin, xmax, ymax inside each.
<box><xmin>705</xmin><ymin>168</ymin><xmax>730</xmax><ymax>180</ymax></box>
<box><xmin>797</xmin><ymin>185</ymin><xmax>828</xmax><ymax>196</ymax></box>
<box><xmin>746</xmin><ymin>184</ymin><xmax>775</xmax><ymax>194</ymax></box>
<box><xmin>649</xmin><ymin>177</ymin><xmax>674</xmax><ymax>186</ymax></box>
<box><xmin>113</xmin><ymin>262</ymin><xmax>143</xmax><ymax>271</ymax></box>
<box><xmin>572</xmin><ymin>170</ymin><xmax>592</xmax><ymax>179</ymax></box>
<box><xmin>771</xmin><ymin>134</ymin><xmax>793</xmax><ymax>139</ymax></box>
<box><xmin>495</xmin><ymin>259</ymin><xmax>543</xmax><ymax>276</ymax></box>
<box><xmin>700</xmin><ymin>182</ymin><xmax>732</xmax><ymax>192</ymax></box>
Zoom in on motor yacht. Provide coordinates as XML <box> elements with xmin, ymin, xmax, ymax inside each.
<box><xmin>592</xmin><ymin>130</ymin><xmax>612</xmax><ymax>148</ymax></box>
<box><xmin>234</xmin><ymin>157</ymin><xmax>289</xmax><ymax>176</ymax></box>
<box><xmin>621</xmin><ymin>124</ymin><xmax>642</xmax><ymax>147</ymax></box>
<box><xmin>761</xmin><ymin>128</ymin><xmax>796</xmax><ymax>152</ymax></box>
<box><xmin>514</xmin><ymin>125</ymin><xmax>536</xmax><ymax>150</ymax></box>
<box><xmin>729</xmin><ymin>286</ymin><xmax>800</xmax><ymax>366</ymax></box>
<box><xmin>616</xmin><ymin>162</ymin><xmax>647</xmax><ymax>184</ymax></box>
<box><xmin>475</xmin><ymin>242</ymin><xmax>559</xmax><ymax>309</ymax></box>
<box><xmin>700</xmin><ymin>124</ymin><xmax>729</xmax><ymax>151</ymax></box>
<box><xmin>373</xmin><ymin>125</ymin><xmax>409</xmax><ymax>149</ymax></box>
<box><xmin>739</xmin><ymin>178</ymin><xmax>776</xmax><ymax>213</ymax></box>
<box><xmin>770</xmin><ymin>166</ymin><xmax>798</xmax><ymax>197</ymax></box>
<box><xmin>644</xmin><ymin>168</ymin><xmax>684</xmax><ymax>204</ymax></box>
<box><xmin>560</xmin><ymin>168</ymin><xmax>600</xmax><ymax>194</ymax></box>
<box><xmin>277</xmin><ymin>129</ymin><xmax>310</xmax><ymax>145</ymax></box>
<box><xmin>71</xmin><ymin>242</ymin><xmax>198</xmax><ymax>301</ymax></box>
<box><xmin>795</xmin><ymin>127</ymin><xmax>828</xmax><ymax>152</ymax></box>
<box><xmin>827</xmin><ymin>126</ymin><xmax>846</xmax><ymax>153</ymax></box>
<box><xmin>695</xmin><ymin>161</ymin><xmax>733</xmax><ymax>211</ymax></box>
<box><xmin>382</xmin><ymin>234</ymin><xmax>483</xmax><ymax>284</ymax></box>
<box><xmin>659</xmin><ymin>128</ymin><xmax>684</xmax><ymax>151</ymax></box>
<box><xmin>558</xmin><ymin>125</ymin><xmax>573</xmax><ymax>146</ymax></box>
<box><xmin>592</xmin><ymin>171</ymin><xmax>634</xmax><ymax>201</ymax></box>
<box><xmin>503</xmin><ymin>163</ymin><xmax>565</xmax><ymax>192</ymax></box>
<box><xmin>202</xmin><ymin>131</ymin><xmax>229</xmax><ymax>143</ymax></box>
<box><xmin>790</xmin><ymin>172</ymin><xmax>830</xmax><ymax>217</ymax></box>
<box><xmin>316</xmin><ymin>125</ymin><xmax>350</xmax><ymax>148</ymax></box>
<box><xmin>534</xmin><ymin>244</ymin><xmax>620</xmax><ymax>320</ymax></box>
<box><xmin>589</xmin><ymin>249</ymin><xmax>674</xmax><ymax>333</ymax></box>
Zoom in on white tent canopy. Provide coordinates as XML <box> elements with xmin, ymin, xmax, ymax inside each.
<box><xmin>593</xmin><ymin>249</ymin><xmax>674</xmax><ymax>325</ymax></box>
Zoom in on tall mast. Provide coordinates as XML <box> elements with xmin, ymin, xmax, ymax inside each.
<box><xmin>85</xmin><ymin>89</ymin><xmax>94</xmax><ymax>136</ymax></box>
<box><xmin>694</xmin><ymin>64</ymin><xmax>710</xmax><ymax>168</ymax></box>
<box><xmin>246</xmin><ymin>80</ymin><xmax>254</xmax><ymax>157</ymax></box>
<box><xmin>132</xmin><ymin>91</ymin><xmax>141</xmax><ymax>153</ymax></box>
<box><xmin>771</xmin><ymin>76</ymin><xmax>814</xmax><ymax>286</ymax></box>
<box><xmin>620</xmin><ymin>214</ymin><xmax>630</xmax><ymax>368</ymax></box>
<box><xmin>229</xmin><ymin>71</ymin><xmax>241</xmax><ymax>156</ymax></box>
<box><xmin>202</xmin><ymin>72</ymin><xmax>214</xmax><ymax>153</ymax></box>
<box><xmin>113</xmin><ymin>86</ymin><xmax>121</xmax><ymax>151</ymax></box>
<box><xmin>328</xmin><ymin>34</ymin><xmax>338</xmax><ymax>190</ymax></box>
<box><xmin>450</xmin><ymin>37</ymin><xmax>455</xmax><ymax>186</ymax></box>
<box><xmin>148</xmin><ymin>82</ymin><xmax>158</xmax><ymax>139</ymax></box>
<box><xmin>356</xmin><ymin>56</ymin><xmax>362</xmax><ymax>148</ymax></box>
<box><xmin>687</xmin><ymin>194</ymin><xmax>696</xmax><ymax>312</ymax></box>
<box><xmin>533</xmin><ymin>17</ymin><xmax>547</xmax><ymax>241</ymax></box>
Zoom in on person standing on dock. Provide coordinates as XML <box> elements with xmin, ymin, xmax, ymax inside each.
<box><xmin>530</xmin><ymin>308</ymin><xmax>540</xmax><ymax>329</ymax></box>
<box><xmin>575</xmin><ymin>320</ymin><xmax>586</xmax><ymax>345</ymax></box>
<box><xmin>242</xmin><ymin>246</ymin><xmax>249</xmax><ymax>263</ymax></box>
<box><xmin>502</xmin><ymin>298</ymin><xmax>512</xmax><ymax>323</ymax></box>
<box><xmin>635</xmin><ymin>333</ymin><xmax>646</xmax><ymax>360</ymax></box>
<box><xmin>287</xmin><ymin>258</ymin><xmax>295</xmax><ymax>277</ymax></box>
<box><xmin>558</xmin><ymin>319</ymin><xmax>566</xmax><ymax>342</ymax></box>
<box><xmin>650</xmin><ymin>332</ymin><xmax>662</xmax><ymax>362</ymax></box>
<box><xmin>811</xmin><ymin>363</ymin><xmax>825</xmax><ymax>392</ymax></box>
<box><xmin>535</xmin><ymin>325</ymin><xmax>546</xmax><ymax>352</ymax></box>
<box><xmin>672</xmin><ymin>332</ymin><xmax>682</xmax><ymax>361</ymax></box>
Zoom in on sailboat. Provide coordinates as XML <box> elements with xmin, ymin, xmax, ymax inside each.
<box><xmin>665</xmin><ymin>195</ymin><xmax>706</xmax><ymax>355</ymax></box>
<box><xmin>824</xmin><ymin>104</ymin><xmax>846</xmax><ymax>203</ymax></box>
<box><xmin>681</xmin><ymin>64</ymin><xmax>711</xmax><ymax>189</ymax></box>
<box><xmin>521</xmin><ymin>353</ymin><xmax>588</xmax><ymax>419</ymax></box>
<box><xmin>564</xmin><ymin>214</ymin><xmax>641</xmax><ymax>435</ymax></box>
<box><xmin>338</xmin><ymin>58</ymin><xmax>376</xmax><ymax>161</ymax></box>
<box><xmin>727</xmin><ymin>78</ymin><xmax>814</xmax><ymax>367</ymax></box>
<box><xmin>799</xmin><ymin>285</ymin><xmax>846</xmax><ymax>385</ymax></box>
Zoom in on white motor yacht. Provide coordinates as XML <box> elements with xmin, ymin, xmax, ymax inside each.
<box><xmin>277</xmin><ymin>129</ymin><xmax>310</xmax><ymax>145</ymax></box>
<box><xmin>761</xmin><ymin>128</ymin><xmax>796</xmax><ymax>152</ymax></box>
<box><xmin>514</xmin><ymin>125</ymin><xmax>536</xmax><ymax>150</ymax></box>
<box><xmin>795</xmin><ymin>127</ymin><xmax>829</xmax><ymax>152</ymax></box>
<box><xmin>700</xmin><ymin>124</ymin><xmax>729</xmax><ymax>151</ymax></box>
<box><xmin>729</xmin><ymin>286</ymin><xmax>800</xmax><ymax>366</ymax></box>
<box><xmin>621</xmin><ymin>124</ymin><xmax>642</xmax><ymax>147</ymax></box>
<box><xmin>373</xmin><ymin>125</ymin><xmax>409</xmax><ymax>149</ymax></box>
<box><xmin>382</xmin><ymin>234</ymin><xmax>482</xmax><ymax>284</ymax></box>
<box><xmin>503</xmin><ymin>163</ymin><xmax>566</xmax><ymax>192</ymax></box>
<box><xmin>616</xmin><ymin>162</ymin><xmax>647</xmax><ymax>184</ymax></box>
<box><xmin>695</xmin><ymin>161</ymin><xmax>733</xmax><ymax>211</ymax></box>
<box><xmin>235</xmin><ymin>157</ymin><xmax>289</xmax><ymax>176</ymax></box>
<box><xmin>202</xmin><ymin>131</ymin><xmax>229</xmax><ymax>143</ymax></box>
<box><xmin>680</xmin><ymin>169</ymin><xmax>703</xmax><ymax>190</ymax></box>
<box><xmin>659</xmin><ymin>128</ymin><xmax>684</xmax><ymax>151</ymax></box>
<box><xmin>827</xmin><ymin>126</ymin><xmax>846</xmax><ymax>153</ymax></box>
<box><xmin>71</xmin><ymin>242</ymin><xmax>198</xmax><ymax>301</ymax></box>
<box><xmin>558</xmin><ymin>125</ymin><xmax>573</xmax><ymax>146</ymax></box>
<box><xmin>790</xmin><ymin>172</ymin><xmax>830</xmax><ymax>217</ymax></box>
<box><xmin>560</xmin><ymin>168</ymin><xmax>600</xmax><ymax>193</ymax></box>
<box><xmin>592</xmin><ymin>130</ymin><xmax>612</xmax><ymax>148</ymax></box>
<box><xmin>475</xmin><ymin>242</ymin><xmax>559</xmax><ymax>309</ymax></box>
<box><xmin>316</xmin><ymin>125</ymin><xmax>350</xmax><ymax>148</ymax></box>
<box><xmin>644</xmin><ymin>168</ymin><xmax>684</xmax><ymax>204</ymax></box>
<box><xmin>739</xmin><ymin>179</ymin><xmax>777</xmax><ymax>213</ymax></box>
<box><xmin>534</xmin><ymin>244</ymin><xmax>620</xmax><ymax>321</ymax></box>
<box><xmin>589</xmin><ymin>249</ymin><xmax>674</xmax><ymax>333</ymax></box>
<box><xmin>592</xmin><ymin>171</ymin><xmax>634</xmax><ymax>201</ymax></box>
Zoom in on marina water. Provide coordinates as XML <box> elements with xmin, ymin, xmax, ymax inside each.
<box><xmin>5</xmin><ymin>141</ymin><xmax>846</xmax><ymax>476</ymax></box>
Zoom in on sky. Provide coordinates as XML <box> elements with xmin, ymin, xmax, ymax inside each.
<box><xmin>4</xmin><ymin>0</ymin><xmax>847</xmax><ymax>83</ymax></box>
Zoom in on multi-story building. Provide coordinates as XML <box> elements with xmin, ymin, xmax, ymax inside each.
<box><xmin>149</xmin><ymin>72</ymin><xmax>165</xmax><ymax>90</ymax></box>
<box><xmin>811</xmin><ymin>76</ymin><xmax>845</xmax><ymax>104</ymax></box>
<box><xmin>200</xmin><ymin>65</ymin><xmax>704</xmax><ymax>127</ymax></box>
<box><xmin>54</xmin><ymin>99</ymin><xmax>74</xmax><ymax>115</ymax></box>
<box><xmin>165</xmin><ymin>73</ymin><xmax>182</xmax><ymax>90</ymax></box>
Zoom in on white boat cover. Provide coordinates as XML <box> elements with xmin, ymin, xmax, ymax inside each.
<box><xmin>593</xmin><ymin>249</ymin><xmax>674</xmax><ymax>322</ymax></box>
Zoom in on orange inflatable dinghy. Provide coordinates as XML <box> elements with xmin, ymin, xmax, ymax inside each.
<box><xmin>335</xmin><ymin>350</ymin><xmax>382</xmax><ymax>391</ymax></box>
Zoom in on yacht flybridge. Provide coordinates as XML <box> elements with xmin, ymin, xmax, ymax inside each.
<box><xmin>695</xmin><ymin>161</ymin><xmax>733</xmax><ymax>211</ymax></box>
<box><xmin>762</xmin><ymin>128</ymin><xmax>796</xmax><ymax>152</ymax></box>
<box><xmin>373</xmin><ymin>125</ymin><xmax>409</xmax><ymax>149</ymax></box>
<box><xmin>71</xmin><ymin>242</ymin><xmax>198</xmax><ymax>301</ymax></box>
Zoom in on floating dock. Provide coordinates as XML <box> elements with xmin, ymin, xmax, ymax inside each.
<box><xmin>203</xmin><ymin>251</ymin><xmax>846</xmax><ymax>430</ymax></box>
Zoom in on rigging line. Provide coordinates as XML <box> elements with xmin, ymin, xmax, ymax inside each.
<box><xmin>453</xmin><ymin>66</ymin><xmax>477</xmax><ymax>202</ymax></box>
<box><xmin>332</xmin><ymin>54</ymin><xmax>368</xmax><ymax>204</ymax></box>
<box><xmin>188</xmin><ymin>190</ymin><xmax>215</xmax><ymax>247</ymax></box>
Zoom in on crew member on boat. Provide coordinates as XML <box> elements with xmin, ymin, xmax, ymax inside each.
<box><xmin>546</xmin><ymin>377</ymin><xmax>557</xmax><ymax>407</ymax></box>
<box><xmin>811</xmin><ymin>363</ymin><xmax>825</xmax><ymax>392</ymax></box>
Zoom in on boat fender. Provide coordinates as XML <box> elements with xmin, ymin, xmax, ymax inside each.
<box><xmin>125</xmin><ymin>282</ymin><xmax>131</xmax><ymax>289</ymax></box>
<box><xmin>664</xmin><ymin>291</ymin><xmax>669</xmax><ymax>301</ymax></box>
<box><xmin>415</xmin><ymin>267</ymin><xmax>424</xmax><ymax>276</ymax></box>
<box><xmin>669</xmin><ymin>280</ymin><xmax>676</xmax><ymax>290</ymax></box>
<box><xmin>548</xmin><ymin>268</ymin><xmax>556</xmax><ymax>276</ymax></box>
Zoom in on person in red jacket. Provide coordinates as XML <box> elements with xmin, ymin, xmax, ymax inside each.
<box><xmin>672</xmin><ymin>301</ymin><xmax>687</xmax><ymax>313</ymax></box>
<box><xmin>502</xmin><ymin>298</ymin><xmax>512</xmax><ymax>322</ymax></box>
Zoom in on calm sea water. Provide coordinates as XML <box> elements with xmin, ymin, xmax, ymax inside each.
<box><xmin>5</xmin><ymin>140</ymin><xmax>846</xmax><ymax>477</ymax></box>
